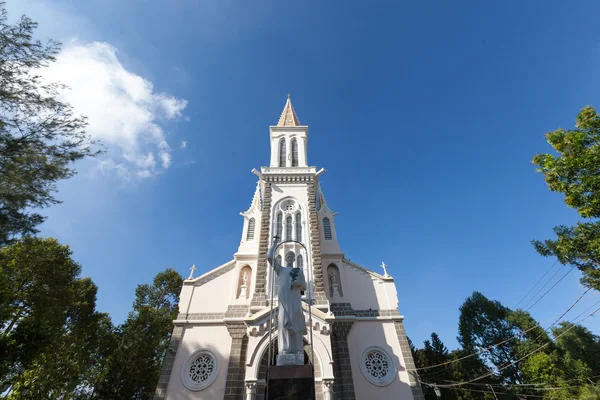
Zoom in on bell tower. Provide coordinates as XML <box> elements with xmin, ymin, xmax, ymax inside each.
<box><xmin>248</xmin><ymin>95</ymin><xmax>342</xmax><ymax>310</ymax></box>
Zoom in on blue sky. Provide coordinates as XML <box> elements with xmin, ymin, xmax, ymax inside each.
<box><xmin>6</xmin><ymin>0</ymin><xmax>600</xmax><ymax>349</ymax></box>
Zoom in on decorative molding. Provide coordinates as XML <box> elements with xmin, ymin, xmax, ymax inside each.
<box><xmin>343</xmin><ymin>258</ymin><xmax>394</xmax><ymax>282</ymax></box>
<box><xmin>263</xmin><ymin>175</ymin><xmax>315</xmax><ymax>184</ymax></box>
<box><xmin>260</xmin><ymin>166</ymin><xmax>316</xmax><ymax>174</ymax></box>
<box><xmin>359</xmin><ymin>345</ymin><xmax>397</xmax><ymax>387</ymax></box>
<box><xmin>184</xmin><ymin>260</ymin><xmax>236</xmax><ymax>286</ymax></box>
<box><xmin>181</xmin><ymin>348</ymin><xmax>219</xmax><ymax>391</ymax></box>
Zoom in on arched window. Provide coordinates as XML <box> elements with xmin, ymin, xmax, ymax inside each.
<box><xmin>246</xmin><ymin>218</ymin><xmax>255</xmax><ymax>241</ymax></box>
<box><xmin>285</xmin><ymin>215</ymin><xmax>293</xmax><ymax>241</ymax></box>
<box><xmin>297</xmin><ymin>254</ymin><xmax>303</xmax><ymax>270</ymax></box>
<box><xmin>278</xmin><ymin>139</ymin><xmax>286</xmax><ymax>167</ymax></box>
<box><xmin>276</xmin><ymin>212</ymin><xmax>283</xmax><ymax>240</ymax></box>
<box><xmin>291</xmin><ymin>138</ymin><xmax>298</xmax><ymax>167</ymax></box>
<box><xmin>295</xmin><ymin>212</ymin><xmax>302</xmax><ymax>242</ymax></box>
<box><xmin>323</xmin><ymin>217</ymin><xmax>332</xmax><ymax>240</ymax></box>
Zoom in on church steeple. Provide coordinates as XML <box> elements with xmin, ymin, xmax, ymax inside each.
<box><xmin>277</xmin><ymin>94</ymin><xmax>301</xmax><ymax>127</ymax></box>
<box><xmin>269</xmin><ymin>95</ymin><xmax>308</xmax><ymax>168</ymax></box>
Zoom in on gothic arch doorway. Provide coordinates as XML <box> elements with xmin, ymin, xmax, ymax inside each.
<box><xmin>256</xmin><ymin>339</ymin><xmax>322</xmax><ymax>399</ymax></box>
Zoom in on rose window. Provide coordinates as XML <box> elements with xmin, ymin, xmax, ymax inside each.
<box><xmin>360</xmin><ymin>346</ymin><xmax>396</xmax><ymax>386</ymax></box>
<box><xmin>365</xmin><ymin>350</ymin><xmax>389</xmax><ymax>379</ymax></box>
<box><xmin>181</xmin><ymin>349</ymin><xmax>219</xmax><ymax>391</ymax></box>
<box><xmin>189</xmin><ymin>354</ymin><xmax>214</xmax><ymax>383</ymax></box>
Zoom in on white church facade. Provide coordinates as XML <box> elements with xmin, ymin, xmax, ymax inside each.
<box><xmin>154</xmin><ymin>98</ymin><xmax>425</xmax><ymax>400</ymax></box>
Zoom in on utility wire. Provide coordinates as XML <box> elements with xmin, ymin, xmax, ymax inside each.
<box><xmin>514</xmin><ymin>260</ymin><xmax>559</xmax><ymax>309</ymax></box>
<box><xmin>425</xmin><ymin>306</ymin><xmax>600</xmax><ymax>388</ymax></box>
<box><xmin>525</xmin><ymin>265</ymin><xmax>577</xmax><ymax>311</ymax></box>
<box><xmin>521</xmin><ymin>262</ymin><xmax>566</xmax><ymax>310</ymax></box>
<box><xmin>407</xmin><ymin>293</ymin><xmax>598</xmax><ymax>372</ymax></box>
<box><xmin>420</xmin><ymin>382</ymin><xmax>547</xmax><ymax>398</ymax></box>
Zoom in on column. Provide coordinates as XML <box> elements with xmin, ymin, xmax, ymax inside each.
<box><xmin>322</xmin><ymin>379</ymin><xmax>335</xmax><ymax>400</ymax></box>
<box><xmin>245</xmin><ymin>381</ymin><xmax>257</xmax><ymax>400</ymax></box>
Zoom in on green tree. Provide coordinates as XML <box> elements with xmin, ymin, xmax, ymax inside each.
<box><xmin>552</xmin><ymin>322</ymin><xmax>600</xmax><ymax>377</ymax></box>
<box><xmin>8</xmin><ymin>281</ymin><xmax>115</xmax><ymax>399</ymax></box>
<box><xmin>0</xmin><ymin>237</ymin><xmax>110</xmax><ymax>398</ymax></box>
<box><xmin>94</xmin><ymin>269</ymin><xmax>182</xmax><ymax>400</ymax></box>
<box><xmin>532</xmin><ymin>106</ymin><xmax>600</xmax><ymax>291</ymax></box>
<box><xmin>458</xmin><ymin>292</ymin><xmax>526</xmax><ymax>385</ymax></box>
<box><xmin>0</xmin><ymin>3</ymin><xmax>100</xmax><ymax>246</ymax></box>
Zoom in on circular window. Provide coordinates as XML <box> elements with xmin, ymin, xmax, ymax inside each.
<box><xmin>359</xmin><ymin>346</ymin><xmax>396</xmax><ymax>386</ymax></box>
<box><xmin>280</xmin><ymin>200</ymin><xmax>296</xmax><ymax>212</ymax></box>
<box><xmin>181</xmin><ymin>349</ymin><xmax>219</xmax><ymax>391</ymax></box>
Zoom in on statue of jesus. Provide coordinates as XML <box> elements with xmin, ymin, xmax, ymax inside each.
<box><xmin>267</xmin><ymin>237</ymin><xmax>307</xmax><ymax>365</ymax></box>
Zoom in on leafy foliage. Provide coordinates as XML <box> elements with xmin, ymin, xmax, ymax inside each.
<box><xmin>412</xmin><ymin>291</ymin><xmax>600</xmax><ymax>399</ymax></box>
<box><xmin>0</xmin><ymin>2</ymin><xmax>101</xmax><ymax>246</ymax></box>
<box><xmin>93</xmin><ymin>269</ymin><xmax>183</xmax><ymax>400</ymax></box>
<box><xmin>532</xmin><ymin>106</ymin><xmax>600</xmax><ymax>291</ymax></box>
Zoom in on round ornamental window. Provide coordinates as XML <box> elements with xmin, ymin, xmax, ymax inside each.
<box><xmin>181</xmin><ymin>349</ymin><xmax>219</xmax><ymax>391</ymax></box>
<box><xmin>280</xmin><ymin>200</ymin><xmax>296</xmax><ymax>212</ymax></box>
<box><xmin>360</xmin><ymin>346</ymin><xmax>397</xmax><ymax>386</ymax></box>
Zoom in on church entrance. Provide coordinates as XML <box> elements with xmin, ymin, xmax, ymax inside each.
<box><xmin>255</xmin><ymin>340</ymin><xmax>322</xmax><ymax>399</ymax></box>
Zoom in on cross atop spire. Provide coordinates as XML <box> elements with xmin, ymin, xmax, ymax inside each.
<box><xmin>277</xmin><ymin>94</ymin><xmax>301</xmax><ymax>127</ymax></box>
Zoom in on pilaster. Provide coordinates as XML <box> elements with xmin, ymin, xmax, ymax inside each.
<box><xmin>308</xmin><ymin>181</ymin><xmax>327</xmax><ymax>304</ymax></box>
<box><xmin>153</xmin><ymin>325</ymin><xmax>184</xmax><ymax>400</ymax></box>
<box><xmin>225</xmin><ymin>321</ymin><xmax>249</xmax><ymax>400</ymax></box>
<box><xmin>394</xmin><ymin>321</ymin><xmax>425</xmax><ymax>400</ymax></box>
<box><xmin>251</xmin><ymin>181</ymin><xmax>272</xmax><ymax>308</ymax></box>
<box><xmin>331</xmin><ymin>321</ymin><xmax>356</xmax><ymax>400</ymax></box>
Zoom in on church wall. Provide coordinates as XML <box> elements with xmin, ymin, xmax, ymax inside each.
<box><xmin>347</xmin><ymin>321</ymin><xmax>415</xmax><ymax>400</ymax></box>
<box><xmin>166</xmin><ymin>324</ymin><xmax>232</xmax><ymax>400</ymax></box>
<box><xmin>186</xmin><ymin>269</ymin><xmax>236</xmax><ymax>314</ymax></box>
<box><xmin>338</xmin><ymin>263</ymin><xmax>392</xmax><ymax>310</ymax></box>
<box><xmin>270</xmin><ymin>183</ymin><xmax>310</xmax><ymax>208</ymax></box>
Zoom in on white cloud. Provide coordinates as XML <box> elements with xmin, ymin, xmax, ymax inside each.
<box><xmin>180</xmin><ymin>140</ymin><xmax>188</xmax><ymax>149</ymax></box>
<box><xmin>40</xmin><ymin>41</ymin><xmax>188</xmax><ymax>180</ymax></box>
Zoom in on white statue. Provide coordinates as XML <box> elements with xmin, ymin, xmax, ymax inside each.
<box><xmin>267</xmin><ymin>237</ymin><xmax>307</xmax><ymax>366</ymax></box>
<box><xmin>239</xmin><ymin>271</ymin><xmax>248</xmax><ymax>299</ymax></box>
<box><xmin>329</xmin><ymin>271</ymin><xmax>340</xmax><ymax>297</ymax></box>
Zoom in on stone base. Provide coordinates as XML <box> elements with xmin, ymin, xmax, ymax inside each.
<box><xmin>267</xmin><ymin>365</ymin><xmax>315</xmax><ymax>400</ymax></box>
<box><xmin>276</xmin><ymin>352</ymin><xmax>304</xmax><ymax>366</ymax></box>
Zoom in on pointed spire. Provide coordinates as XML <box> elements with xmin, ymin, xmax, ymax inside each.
<box><xmin>277</xmin><ymin>94</ymin><xmax>301</xmax><ymax>127</ymax></box>
<box><xmin>242</xmin><ymin>181</ymin><xmax>262</xmax><ymax>214</ymax></box>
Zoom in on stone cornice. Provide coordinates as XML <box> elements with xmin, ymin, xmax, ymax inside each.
<box><xmin>260</xmin><ymin>166</ymin><xmax>316</xmax><ymax>174</ymax></box>
<box><xmin>184</xmin><ymin>260</ymin><xmax>236</xmax><ymax>286</ymax></box>
<box><xmin>343</xmin><ymin>258</ymin><xmax>394</xmax><ymax>282</ymax></box>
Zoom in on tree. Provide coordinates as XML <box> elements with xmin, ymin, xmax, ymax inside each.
<box><xmin>413</xmin><ymin>332</ymin><xmax>492</xmax><ymax>400</ymax></box>
<box><xmin>0</xmin><ymin>3</ymin><xmax>100</xmax><ymax>246</ymax></box>
<box><xmin>0</xmin><ymin>237</ymin><xmax>111</xmax><ymax>398</ymax></box>
<box><xmin>552</xmin><ymin>322</ymin><xmax>600</xmax><ymax>377</ymax></box>
<box><xmin>458</xmin><ymin>292</ymin><xmax>527</xmax><ymax>385</ymax></box>
<box><xmin>93</xmin><ymin>269</ymin><xmax>182</xmax><ymax>400</ymax></box>
<box><xmin>532</xmin><ymin>106</ymin><xmax>600</xmax><ymax>291</ymax></box>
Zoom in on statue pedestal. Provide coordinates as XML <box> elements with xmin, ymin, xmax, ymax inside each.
<box><xmin>266</xmin><ymin>365</ymin><xmax>315</xmax><ymax>400</ymax></box>
<box><xmin>276</xmin><ymin>352</ymin><xmax>304</xmax><ymax>366</ymax></box>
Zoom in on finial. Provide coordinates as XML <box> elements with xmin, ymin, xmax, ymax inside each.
<box><xmin>287</xmin><ymin>93</ymin><xmax>291</xmax><ymax>99</ymax></box>
<box><xmin>381</xmin><ymin>262</ymin><xmax>389</xmax><ymax>277</ymax></box>
<box><xmin>188</xmin><ymin>264</ymin><xmax>197</xmax><ymax>280</ymax></box>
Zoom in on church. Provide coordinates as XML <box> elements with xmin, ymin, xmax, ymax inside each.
<box><xmin>153</xmin><ymin>97</ymin><xmax>425</xmax><ymax>400</ymax></box>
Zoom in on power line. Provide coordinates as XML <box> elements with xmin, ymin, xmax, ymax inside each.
<box><xmin>408</xmin><ymin>293</ymin><xmax>598</xmax><ymax>372</ymax></box>
<box><xmin>525</xmin><ymin>265</ymin><xmax>577</xmax><ymax>311</ymax></box>
<box><xmin>425</xmin><ymin>306</ymin><xmax>600</xmax><ymax>388</ymax></box>
<box><xmin>514</xmin><ymin>260</ymin><xmax>559</xmax><ymax>309</ymax></box>
<box><xmin>420</xmin><ymin>382</ymin><xmax>547</xmax><ymax>398</ymax></box>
